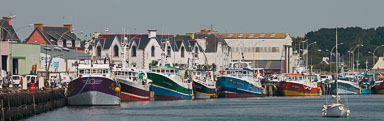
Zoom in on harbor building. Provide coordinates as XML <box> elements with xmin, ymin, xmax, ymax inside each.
<box><xmin>88</xmin><ymin>30</ymin><xmax>205</xmax><ymax>71</ymax></box>
<box><xmin>195</xmin><ymin>30</ymin><xmax>293</xmax><ymax>74</ymax></box>
<box><xmin>0</xmin><ymin>16</ymin><xmax>20</xmax><ymax>42</ymax></box>
<box><xmin>9</xmin><ymin>43</ymin><xmax>41</xmax><ymax>75</ymax></box>
<box><xmin>40</xmin><ymin>45</ymin><xmax>92</xmax><ymax>78</ymax></box>
<box><xmin>25</xmin><ymin>23</ymin><xmax>85</xmax><ymax>52</ymax></box>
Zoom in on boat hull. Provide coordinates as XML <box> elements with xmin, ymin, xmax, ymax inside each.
<box><xmin>117</xmin><ymin>78</ymin><xmax>151</xmax><ymax>101</ymax></box>
<box><xmin>217</xmin><ymin>76</ymin><xmax>263</xmax><ymax>98</ymax></box>
<box><xmin>373</xmin><ymin>82</ymin><xmax>384</xmax><ymax>94</ymax></box>
<box><xmin>193</xmin><ymin>81</ymin><xmax>216</xmax><ymax>99</ymax></box>
<box><xmin>279</xmin><ymin>81</ymin><xmax>321</xmax><ymax>96</ymax></box>
<box><xmin>67</xmin><ymin>76</ymin><xmax>120</xmax><ymax>106</ymax></box>
<box><xmin>330</xmin><ymin>80</ymin><xmax>361</xmax><ymax>95</ymax></box>
<box><xmin>147</xmin><ymin>72</ymin><xmax>193</xmax><ymax>100</ymax></box>
<box><xmin>322</xmin><ymin>104</ymin><xmax>350</xmax><ymax>117</ymax></box>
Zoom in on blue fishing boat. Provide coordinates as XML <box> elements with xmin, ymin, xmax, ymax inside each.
<box><xmin>217</xmin><ymin>62</ymin><xmax>263</xmax><ymax>98</ymax></box>
<box><xmin>359</xmin><ymin>73</ymin><xmax>375</xmax><ymax>94</ymax></box>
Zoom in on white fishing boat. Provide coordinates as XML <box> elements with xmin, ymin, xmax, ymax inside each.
<box><xmin>322</xmin><ymin>28</ymin><xmax>350</xmax><ymax>117</ymax></box>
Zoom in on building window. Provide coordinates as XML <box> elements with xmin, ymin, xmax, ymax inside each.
<box><xmin>167</xmin><ymin>46</ymin><xmax>171</xmax><ymax>57</ymax></box>
<box><xmin>131</xmin><ymin>46</ymin><xmax>136</xmax><ymax>57</ymax></box>
<box><xmin>181</xmin><ymin>46</ymin><xmax>185</xmax><ymax>58</ymax></box>
<box><xmin>75</xmin><ymin>40</ymin><xmax>81</xmax><ymax>48</ymax></box>
<box><xmin>58</xmin><ymin>40</ymin><xmax>63</xmax><ymax>47</ymax></box>
<box><xmin>113</xmin><ymin>45</ymin><xmax>119</xmax><ymax>57</ymax></box>
<box><xmin>97</xmin><ymin>46</ymin><xmax>101</xmax><ymax>56</ymax></box>
<box><xmin>272</xmin><ymin>47</ymin><xmax>279</xmax><ymax>53</ymax></box>
<box><xmin>256</xmin><ymin>47</ymin><xmax>260</xmax><ymax>52</ymax></box>
<box><xmin>194</xmin><ymin>47</ymin><xmax>198</xmax><ymax>58</ymax></box>
<box><xmin>66</xmin><ymin>41</ymin><xmax>72</xmax><ymax>47</ymax></box>
<box><xmin>151</xmin><ymin>46</ymin><xmax>155</xmax><ymax>57</ymax></box>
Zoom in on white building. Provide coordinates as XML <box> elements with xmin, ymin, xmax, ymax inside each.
<box><xmin>191</xmin><ymin>31</ymin><xmax>231</xmax><ymax>70</ymax></box>
<box><xmin>214</xmin><ymin>32</ymin><xmax>293</xmax><ymax>74</ymax></box>
<box><xmin>88</xmin><ymin>30</ymin><xmax>206</xmax><ymax>71</ymax></box>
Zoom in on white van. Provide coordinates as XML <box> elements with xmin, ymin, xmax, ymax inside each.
<box><xmin>11</xmin><ymin>75</ymin><xmax>23</xmax><ymax>87</ymax></box>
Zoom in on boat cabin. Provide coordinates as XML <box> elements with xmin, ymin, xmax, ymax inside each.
<box><xmin>78</xmin><ymin>64</ymin><xmax>111</xmax><ymax>77</ymax></box>
<box><xmin>150</xmin><ymin>66</ymin><xmax>179</xmax><ymax>75</ymax></box>
<box><xmin>224</xmin><ymin>68</ymin><xmax>254</xmax><ymax>78</ymax></box>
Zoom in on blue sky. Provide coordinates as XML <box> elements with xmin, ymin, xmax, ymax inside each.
<box><xmin>1</xmin><ymin>0</ymin><xmax>383</xmax><ymax>40</ymax></box>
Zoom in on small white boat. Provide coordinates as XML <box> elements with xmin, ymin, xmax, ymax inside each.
<box><xmin>322</xmin><ymin>95</ymin><xmax>350</xmax><ymax>117</ymax></box>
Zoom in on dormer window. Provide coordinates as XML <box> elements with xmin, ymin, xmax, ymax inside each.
<box><xmin>58</xmin><ymin>40</ymin><xmax>63</xmax><ymax>47</ymax></box>
<box><xmin>75</xmin><ymin>40</ymin><xmax>80</xmax><ymax>48</ymax></box>
<box><xmin>66</xmin><ymin>40</ymin><xmax>72</xmax><ymax>47</ymax></box>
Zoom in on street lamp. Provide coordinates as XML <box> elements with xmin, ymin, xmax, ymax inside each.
<box><xmin>329</xmin><ymin>43</ymin><xmax>343</xmax><ymax>73</ymax></box>
<box><xmin>350</xmin><ymin>44</ymin><xmax>363</xmax><ymax>71</ymax></box>
<box><xmin>306</xmin><ymin>41</ymin><xmax>316</xmax><ymax>72</ymax></box>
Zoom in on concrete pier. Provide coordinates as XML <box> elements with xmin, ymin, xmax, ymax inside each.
<box><xmin>262</xmin><ymin>82</ymin><xmax>280</xmax><ymax>96</ymax></box>
<box><xmin>0</xmin><ymin>89</ymin><xmax>66</xmax><ymax>121</ymax></box>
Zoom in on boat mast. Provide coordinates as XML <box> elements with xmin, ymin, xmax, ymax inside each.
<box><xmin>335</xmin><ymin>27</ymin><xmax>339</xmax><ymax>103</ymax></box>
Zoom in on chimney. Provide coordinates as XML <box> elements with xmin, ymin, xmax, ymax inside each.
<box><xmin>34</xmin><ymin>23</ymin><xmax>43</xmax><ymax>30</ymax></box>
<box><xmin>186</xmin><ymin>33</ymin><xmax>194</xmax><ymax>39</ymax></box>
<box><xmin>64</xmin><ymin>24</ymin><xmax>73</xmax><ymax>32</ymax></box>
<box><xmin>148</xmin><ymin>29</ymin><xmax>157</xmax><ymax>39</ymax></box>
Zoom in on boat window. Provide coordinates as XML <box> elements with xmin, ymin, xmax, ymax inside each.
<box><xmin>103</xmin><ymin>69</ymin><xmax>109</xmax><ymax>74</ymax></box>
<box><xmin>161</xmin><ymin>70</ymin><xmax>165</xmax><ymax>73</ymax></box>
<box><xmin>97</xmin><ymin>69</ymin><xmax>102</xmax><ymax>74</ymax></box>
<box><xmin>85</xmin><ymin>69</ymin><xmax>90</xmax><ymax>74</ymax></box>
<box><xmin>170</xmin><ymin>69</ymin><xmax>174</xmax><ymax>73</ymax></box>
<box><xmin>166</xmin><ymin>69</ymin><xmax>169</xmax><ymax>73</ymax></box>
<box><xmin>157</xmin><ymin>70</ymin><xmax>160</xmax><ymax>73</ymax></box>
<box><xmin>79</xmin><ymin>69</ymin><xmax>85</xmax><ymax>74</ymax></box>
<box><xmin>125</xmin><ymin>72</ymin><xmax>128</xmax><ymax>76</ymax></box>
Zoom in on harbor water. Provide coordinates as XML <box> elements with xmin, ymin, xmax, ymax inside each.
<box><xmin>25</xmin><ymin>95</ymin><xmax>383</xmax><ymax>121</ymax></box>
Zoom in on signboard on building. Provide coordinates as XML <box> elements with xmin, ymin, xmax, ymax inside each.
<box><xmin>54</xmin><ymin>56</ymin><xmax>59</xmax><ymax>68</ymax></box>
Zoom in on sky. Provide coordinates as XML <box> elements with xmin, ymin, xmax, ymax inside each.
<box><xmin>1</xmin><ymin>0</ymin><xmax>384</xmax><ymax>40</ymax></box>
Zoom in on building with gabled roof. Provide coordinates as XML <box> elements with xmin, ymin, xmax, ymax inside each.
<box><xmin>0</xmin><ymin>16</ymin><xmax>20</xmax><ymax>42</ymax></box>
<box><xmin>88</xmin><ymin>30</ymin><xmax>205</xmax><ymax>71</ymax></box>
<box><xmin>191</xmin><ymin>31</ymin><xmax>231</xmax><ymax>70</ymax></box>
<box><xmin>25</xmin><ymin>23</ymin><xmax>84</xmax><ymax>52</ymax></box>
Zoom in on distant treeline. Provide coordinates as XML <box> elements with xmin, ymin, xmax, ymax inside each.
<box><xmin>293</xmin><ymin>27</ymin><xmax>384</xmax><ymax>68</ymax></box>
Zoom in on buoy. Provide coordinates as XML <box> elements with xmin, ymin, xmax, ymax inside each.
<box><xmin>261</xmin><ymin>87</ymin><xmax>264</xmax><ymax>90</ymax></box>
<box><xmin>115</xmin><ymin>87</ymin><xmax>120</xmax><ymax>92</ymax></box>
<box><xmin>249</xmin><ymin>87</ymin><xmax>253</xmax><ymax>90</ymax></box>
<box><xmin>229</xmin><ymin>79</ymin><xmax>232</xmax><ymax>82</ymax></box>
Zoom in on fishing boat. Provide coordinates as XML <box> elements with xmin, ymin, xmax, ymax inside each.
<box><xmin>359</xmin><ymin>73</ymin><xmax>375</xmax><ymax>94</ymax></box>
<box><xmin>217</xmin><ymin>61</ymin><xmax>263</xmax><ymax>98</ymax></box>
<box><xmin>373</xmin><ymin>76</ymin><xmax>384</xmax><ymax>94</ymax></box>
<box><xmin>148</xmin><ymin>66</ymin><xmax>193</xmax><ymax>100</ymax></box>
<box><xmin>114</xmin><ymin>68</ymin><xmax>151</xmax><ymax>101</ymax></box>
<box><xmin>330</xmin><ymin>70</ymin><xmax>361</xmax><ymax>95</ymax></box>
<box><xmin>113</xmin><ymin>36</ymin><xmax>152</xmax><ymax>101</ymax></box>
<box><xmin>322</xmin><ymin>28</ymin><xmax>350</xmax><ymax>117</ymax></box>
<box><xmin>67</xmin><ymin>63</ymin><xmax>120</xmax><ymax>106</ymax></box>
<box><xmin>278</xmin><ymin>57</ymin><xmax>321</xmax><ymax>96</ymax></box>
<box><xmin>190</xmin><ymin>68</ymin><xmax>216</xmax><ymax>99</ymax></box>
<box><xmin>279</xmin><ymin>73</ymin><xmax>321</xmax><ymax>96</ymax></box>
